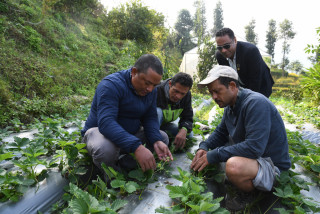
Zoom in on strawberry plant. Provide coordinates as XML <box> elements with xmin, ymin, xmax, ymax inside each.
<box><xmin>62</xmin><ymin>183</ymin><xmax>127</xmax><ymax>214</ymax></box>
<box><xmin>273</xmin><ymin>170</ymin><xmax>320</xmax><ymax>213</ymax></box>
<box><xmin>156</xmin><ymin>167</ymin><xmax>228</xmax><ymax>214</ymax></box>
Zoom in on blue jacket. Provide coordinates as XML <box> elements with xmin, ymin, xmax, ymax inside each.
<box><xmin>81</xmin><ymin>68</ymin><xmax>163</xmax><ymax>153</ymax></box>
<box><xmin>199</xmin><ymin>88</ymin><xmax>291</xmax><ymax>171</ymax></box>
<box><xmin>216</xmin><ymin>41</ymin><xmax>274</xmax><ymax>97</ymax></box>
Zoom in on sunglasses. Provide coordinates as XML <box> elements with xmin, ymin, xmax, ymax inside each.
<box><xmin>217</xmin><ymin>43</ymin><xmax>233</xmax><ymax>51</ymax></box>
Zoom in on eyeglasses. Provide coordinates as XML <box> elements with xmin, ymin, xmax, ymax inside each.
<box><xmin>217</xmin><ymin>43</ymin><xmax>233</xmax><ymax>51</ymax></box>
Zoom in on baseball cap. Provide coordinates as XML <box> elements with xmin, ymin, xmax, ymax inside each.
<box><xmin>197</xmin><ymin>65</ymin><xmax>238</xmax><ymax>88</ymax></box>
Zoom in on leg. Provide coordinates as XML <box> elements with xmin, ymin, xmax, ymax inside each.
<box><xmin>83</xmin><ymin>127</ymin><xmax>120</xmax><ymax>171</ymax></box>
<box><xmin>225</xmin><ymin>156</ymin><xmax>259</xmax><ymax>192</ymax></box>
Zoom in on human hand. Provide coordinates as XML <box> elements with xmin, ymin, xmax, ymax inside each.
<box><xmin>190</xmin><ymin>149</ymin><xmax>208</xmax><ymax>172</ymax></box>
<box><xmin>174</xmin><ymin>128</ymin><xmax>187</xmax><ymax>150</ymax></box>
<box><xmin>153</xmin><ymin>141</ymin><xmax>173</xmax><ymax>162</ymax></box>
<box><xmin>134</xmin><ymin>145</ymin><xmax>156</xmax><ymax>172</ymax></box>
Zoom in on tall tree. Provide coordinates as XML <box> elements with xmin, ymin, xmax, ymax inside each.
<box><xmin>265</xmin><ymin>19</ymin><xmax>277</xmax><ymax>64</ymax></box>
<box><xmin>174</xmin><ymin>9</ymin><xmax>195</xmax><ymax>55</ymax></box>
<box><xmin>244</xmin><ymin>19</ymin><xmax>258</xmax><ymax>45</ymax></box>
<box><xmin>193</xmin><ymin>0</ymin><xmax>207</xmax><ymax>45</ymax></box>
<box><xmin>279</xmin><ymin>19</ymin><xmax>296</xmax><ymax>75</ymax></box>
<box><xmin>211</xmin><ymin>1</ymin><xmax>224</xmax><ymax>36</ymax></box>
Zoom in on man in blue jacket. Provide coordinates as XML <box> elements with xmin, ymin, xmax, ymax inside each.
<box><xmin>81</xmin><ymin>54</ymin><xmax>173</xmax><ymax>173</ymax></box>
<box><xmin>215</xmin><ymin>28</ymin><xmax>274</xmax><ymax>97</ymax></box>
<box><xmin>191</xmin><ymin>65</ymin><xmax>290</xmax><ymax>211</ymax></box>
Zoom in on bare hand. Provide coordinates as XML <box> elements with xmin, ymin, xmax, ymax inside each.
<box><xmin>190</xmin><ymin>149</ymin><xmax>209</xmax><ymax>172</ymax></box>
<box><xmin>154</xmin><ymin>141</ymin><xmax>173</xmax><ymax>162</ymax></box>
<box><xmin>174</xmin><ymin>128</ymin><xmax>187</xmax><ymax>150</ymax></box>
<box><xmin>134</xmin><ymin>145</ymin><xmax>156</xmax><ymax>171</ymax></box>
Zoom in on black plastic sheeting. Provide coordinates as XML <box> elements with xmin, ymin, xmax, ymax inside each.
<box><xmin>0</xmin><ymin>172</ymin><xmax>67</xmax><ymax>214</ymax></box>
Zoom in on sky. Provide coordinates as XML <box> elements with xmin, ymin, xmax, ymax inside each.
<box><xmin>100</xmin><ymin>0</ymin><xmax>320</xmax><ymax>69</ymax></box>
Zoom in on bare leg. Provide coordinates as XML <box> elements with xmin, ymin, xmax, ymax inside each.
<box><xmin>225</xmin><ymin>156</ymin><xmax>259</xmax><ymax>192</ymax></box>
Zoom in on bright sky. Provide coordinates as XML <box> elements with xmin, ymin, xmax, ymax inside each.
<box><xmin>100</xmin><ymin>0</ymin><xmax>320</xmax><ymax>69</ymax></box>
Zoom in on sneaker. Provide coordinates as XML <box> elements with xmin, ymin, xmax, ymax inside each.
<box><xmin>225</xmin><ymin>190</ymin><xmax>255</xmax><ymax>211</ymax></box>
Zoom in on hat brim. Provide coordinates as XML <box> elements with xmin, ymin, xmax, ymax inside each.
<box><xmin>197</xmin><ymin>76</ymin><xmax>219</xmax><ymax>89</ymax></box>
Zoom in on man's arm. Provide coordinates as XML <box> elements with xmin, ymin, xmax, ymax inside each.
<box><xmin>240</xmin><ymin>43</ymin><xmax>270</xmax><ymax>94</ymax></box>
<box><xmin>96</xmin><ymin>82</ymin><xmax>141</xmax><ymax>153</ymax></box>
<box><xmin>206</xmin><ymin>98</ymin><xmax>271</xmax><ymax>164</ymax></box>
<box><xmin>198</xmin><ymin>112</ymin><xmax>229</xmax><ymax>152</ymax></box>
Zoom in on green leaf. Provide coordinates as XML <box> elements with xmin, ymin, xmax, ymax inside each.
<box><xmin>111</xmin><ymin>199</ymin><xmax>128</xmax><ymax>211</ymax></box>
<box><xmin>74</xmin><ymin>167</ymin><xmax>87</xmax><ymax>175</ymax></box>
<box><xmin>0</xmin><ymin>152</ymin><xmax>14</xmax><ymax>161</ymax></box>
<box><xmin>186</xmin><ymin>203</ymin><xmax>200</xmax><ymax>212</ymax></box>
<box><xmin>128</xmin><ymin>169</ymin><xmax>145</xmax><ymax>181</ymax></box>
<box><xmin>111</xmin><ymin>179</ymin><xmax>125</xmax><ymax>188</ymax></box>
<box><xmin>75</xmin><ymin>143</ymin><xmax>86</xmax><ymax>150</ymax></box>
<box><xmin>166</xmin><ymin>185</ymin><xmax>186</xmax><ymax>199</ymax></box>
<box><xmin>69</xmin><ymin>198</ymin><xmax>89</xmax><ymax>214</ymax></box>
<box><xmin>310</xmin><ymin>164</ymin><xmax>320</xmax><ymax>173</ymax></box>
<box><xmin>199</xmin><ymin>201</ymin><xmax>217</xmax><ymax>212</ymax></box>
<box><xmin>186</xmin><ymin>152</ymin><xmax>194</xmax><ymax>160</ymax></box>
<box><xmin>301</xmin><ymin>198</ymin><xmax>318</xmax><ymax>207</ymax></box>
<box><xmin>189</xmin><ymin>179</ymin><xmax>200</xmax><ymax>193</ymax></box>
<box><xmin>284</xmin><ymin>185</ymin><xmax>293</xmax><ymax>196</ymax></box>
<box><xmin>124</xmin><ymin>181</ymin><xmax>138</xmax><ymax>193</ymax></box>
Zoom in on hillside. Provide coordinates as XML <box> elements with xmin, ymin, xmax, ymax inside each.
<box><xmin>0</xmin><ymin>0</ymin><xmax>178</xmax><ymax>129</ymax></box>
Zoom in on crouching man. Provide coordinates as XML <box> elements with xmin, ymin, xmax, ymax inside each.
<box><xmin>190</xmin><ymin>65</ymin><xmax>291</xmax><ymax>211</ymax></box>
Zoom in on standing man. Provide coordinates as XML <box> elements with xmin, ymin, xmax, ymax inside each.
<box><xmin>215</xmin><ymin>28</ymin><xmax>274</xmax><ymax>97</ymax></box>
<box><xmin>156</xmin><ymin>72</ymin><xmax>193</xmax><ymax>150</ymax></box>
<box><xmin>191</xmin><ymin>65</ymin><xmax>291</xmax><ymax>211</ymax></box>
<box><xmin>81</xmin><ymin>54</ymin><xmax>173</xmax><ymax>173</ymax></box>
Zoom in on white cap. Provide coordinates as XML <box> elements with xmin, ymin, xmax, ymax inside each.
<box><xmin>197</xmin><ymin>65</ymin><xmax>238</xmax><ymax>88</ymax></box>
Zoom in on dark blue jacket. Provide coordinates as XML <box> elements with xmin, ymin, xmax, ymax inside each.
<box><xmin>199</xmin><ymin>88</ymin><xmax>291</xmax><ymax>171</ymax></box>
<box><xmin>216</xmin><ymin>41</ymin><xmax>274</xmax><ymax>97</ymax></box>
<box><xmin>81</xmin><ymin>68</ymin><xmax>163</xmax><ymax>153</ymax></box>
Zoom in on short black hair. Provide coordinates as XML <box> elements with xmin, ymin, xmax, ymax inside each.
<box><xmin>218</xmin><ymin>76</ymin><xmax>239</xmax><ymax>88</ymax></box>
<box><xmin>215</xmin><ymin>28</ymin><xmax>235</xmax><ymax>40</ymax></box>
<box><xmin>134</xmin><ymin>54</ymin><xmax>163</xmax><ymax>75</ymax></box>
<box><xmin>171</xmin><ymin>72</ymin><xmax>193</xmax><ymax>88</ymax></box>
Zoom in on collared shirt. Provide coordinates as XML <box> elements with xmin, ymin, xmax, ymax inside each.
<box><xmin>227</xmin><ymin>52</ymin><xmax>237</xmax><ymax>72</ymax></box>
<box><xmin>227</xmin><ymin>51</ymin><xmax>244</xmax><ymax>86</ymax></box>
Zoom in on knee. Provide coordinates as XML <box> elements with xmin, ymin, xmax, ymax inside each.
<box><xmin>160</xmin><ymin>130</ymin><xmax>169</xmax><ymax>145</ymax></box>
<box><xmin>226</xmin><ymin>157</ymin><xmax>242</xmax><ymax>177</ymax></box>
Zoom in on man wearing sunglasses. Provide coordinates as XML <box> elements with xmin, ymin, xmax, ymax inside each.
<box><xmin>215</xmin><ymin>28</ymin><xmax>274</xmax><ymax>98</ymax></box>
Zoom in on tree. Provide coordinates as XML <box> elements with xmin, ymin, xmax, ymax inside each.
<box><xmin>107</xmin><ymin>1</ymin><xmax>166</xmax><ymax>46</ymax></box>
<box><xmin>193</xmin><ymin>0</ymin><xmax>207</xmax><ymax>45</ymax></box>
<box><xmin>53</xmin><ymin>0</ymin><xmax>100</xmax><ymax>16</ymax></box>
<box><xmin>211</xmin><ymin>1</ymin><xmax>224</xmax><ymax>36</ymax></box>
<box><xmin>305</xmin><ymin>27</ymin><xmax>320</xmax><ymax>64</ymax></box>
<box><xmin>279</xmin><ymin>19</ymin><xmax>296</xmax><ymax>75</ymax></box>
<box><xmin>288</xmin><ymin>60</ymin><xmax>303</xmax><ymax>74</ymax></box>
<box><xmin>265</xmin><ymin>19</ymin><xmax>277</xmax><ymax>64</ymax></box>
<box><xmin>244</xmin><ymin>19</ymin><xmax>258</xmax><ymax>45</ymax></box>
<box><xmin>174</xmin><ymin>9</ymin><xmax>195</xmax><ymax>55</ymax></box>
<box><xmin>197</xmin><ymin>36</ymin><xmax>217</xmax><ymax>81</ymax></box>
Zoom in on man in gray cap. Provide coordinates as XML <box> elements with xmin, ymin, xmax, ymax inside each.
<box><xmin>190</xmin><ymin>65</ymin><xmax>291</xmax><ymax>211</ymax></box>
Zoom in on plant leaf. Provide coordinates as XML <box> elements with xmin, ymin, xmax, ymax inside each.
<box><xmin>111</xmin><ymin>199</ymin><xmax>128</xmax><ymax>211</ymax></box>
